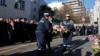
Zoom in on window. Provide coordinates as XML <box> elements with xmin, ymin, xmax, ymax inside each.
<box><xmin>34</xmin><ymin>16</ymin><xmax>36</xmax><ymax>18</ymax></box>
<box><xmin>0</xmin><ymin>0</ymin><xmax>6</xmax><ymax>6</ymax></box>
<box><xmin>20</xmin><ymin>1</ymin><xmax>25</xmax><ymax>10</ymax></box>
<box><xmin>34</xmin><ymin>0</ymin><xmax>36</xmax><ymax>4</ymax></box>
<box><xmin>14</xmin><ymin>2</ymin><xmax>19</xmax><ymax>9</ymax></box>
<box><xmin>34</xmin><ymin>8</ymin><xmax>36</xmax><ymax>11</ymax></box>
<box><xmin>14</xmin><ymin>0</ymin><xmax>25</xmax><ymax>10</ymax></box>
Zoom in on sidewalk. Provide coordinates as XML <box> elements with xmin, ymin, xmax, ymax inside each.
<box><xmin>0</xmin><ymin>36</ymin><xmax>98</xmax><ymax>56</ymax></box>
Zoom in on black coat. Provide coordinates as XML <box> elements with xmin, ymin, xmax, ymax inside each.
<box><xmin>45</xmin><ymin>22</ymin><xmax>53</xmax><ymax>42</ymax></box>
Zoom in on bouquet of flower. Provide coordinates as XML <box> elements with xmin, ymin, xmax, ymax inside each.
<box><xmin>91</xmin><ymin>35</ymin><xmax>100</xmax><ymax>53</ymax></box>
<box><xmin>83</xmin><ymin>35</ymin><xmax>97</xmax><ymax>41</ymax></box>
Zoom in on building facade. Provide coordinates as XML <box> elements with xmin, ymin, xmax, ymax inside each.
<box><xmin>0</xmin><ymin>0</ymin><xmax>46</xmax><ymax>20</ymax></box>
<box><xmin>89</xmin><ymin>9</ymin><xmax>94</xmax><ymax>24</ymax></box>
<box><xmin>62</xmin><ymin>0</ymin><xmax>86</xmax><ymax>18</ymax></box>
<box><xmin>93</xmin><ymin>0</ymin><xmax>100</xmax><ymax>34</ymax></box>
<box><xmin>93</xmin><ymin>0</ymin><xmax>100</xmax><ymax>23</ymax></box>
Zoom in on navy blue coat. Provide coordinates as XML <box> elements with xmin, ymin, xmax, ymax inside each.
<box><xmin>36</xmin><ymin>18</ymin><xmax>50</xmax><ymax>33</ymax></box>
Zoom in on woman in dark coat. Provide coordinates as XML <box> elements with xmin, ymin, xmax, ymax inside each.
<box><xmin>45</xmin><ymin>16</ymin><xmax>53</xmax><ymax>51</ymax></box>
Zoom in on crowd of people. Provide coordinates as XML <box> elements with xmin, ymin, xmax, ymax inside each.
<box><xmin>35</xmin><ymin>13</ymin><xmax>75</xmax><ymax>56</ymax></box>
<box><xmin>35</xmin><ymin>13</ymin><xmax>98</xmax><ymax>56</ymax></box>
<box><xmin>75</xmin><ymin>24</ymin><xmax>98</xmax><ymax>36</ymax></box>
<box><xmin>0</xmin><ymin>17</ymin><xmax>38</xmax><ymax>46</ymax></box>
<box><xmin>0</xmin><ymin>12</ymin><xmax>98</xmax><ymax>56</ymax></box>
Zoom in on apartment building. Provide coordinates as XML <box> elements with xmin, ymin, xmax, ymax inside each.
<box><xmin>0</xmin><ymin>0</ymin><xmax>46</xmax><ymax>20</ymax></box>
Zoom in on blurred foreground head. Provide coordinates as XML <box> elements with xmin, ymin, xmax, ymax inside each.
<box><xmin>65</xmin><ymin>14</ymin><xmax>70</xmax><ymax>20</ymax></box>
<box><xmin>0</xmin><ymin>17</ymin><xmax>3</xmax><ymax>21</ymax></box>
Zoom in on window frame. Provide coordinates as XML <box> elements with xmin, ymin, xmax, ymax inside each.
<box><xmin>0</xmin><ymin>0</ymin><xmax>7</xmax><ymax>7</ymax></box>
<box><xmin>14</xmin><ymin>0</ymin><xmax>25</xmax><ymax>11</ymax></box>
